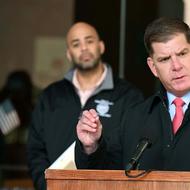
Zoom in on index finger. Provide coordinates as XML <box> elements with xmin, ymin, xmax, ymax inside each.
<box><xmin>82</xmin><ymin>110</ymin><xmax>97</xmax><ymax>122</ymax></box>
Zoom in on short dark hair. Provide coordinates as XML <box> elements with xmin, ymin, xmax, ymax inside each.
<box><xmin>144</xmin><ymin>17</ymin><xmax>190</xmax><ymax>56</ymax></box>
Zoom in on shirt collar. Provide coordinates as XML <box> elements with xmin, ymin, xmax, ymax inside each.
<box><xmin>167</xmin><ymin>91</ymin><xmax>190</xmax><ymax>106</ymax></box>
<box><xmin>72</xmin><ymin>64</ymin><xmax>107</xmax><ymax>92</ymax></box>
<box><xmin>64</xmin><ymin>63</ymin><xmax>114</xmax><ymax>92</ymax></box>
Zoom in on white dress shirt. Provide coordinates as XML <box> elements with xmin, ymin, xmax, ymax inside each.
<box><xmin>167</xmin><ymin>91</ymin><xmax>190</xmax><ymax>120</ymax></box>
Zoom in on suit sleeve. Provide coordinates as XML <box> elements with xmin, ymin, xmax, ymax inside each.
<box><xmin>27</xmin><ymin>95</ymin><xmax>49</xmax><ymax>190</ymax></box>
<box><xmin>75</xmin><ymin>126</ymin><xmax>123</xmax><ymax>170</ymax></box>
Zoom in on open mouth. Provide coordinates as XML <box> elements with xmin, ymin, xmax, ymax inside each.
<box><xmin>83</xmin><ymin>57</ymin><xmax>91</xmax><ymax>62</ymax></box>
<box><xmin>80</xmin><ymin>53</ymin><xmax>92</xmax><ymax>62</ymax></box>
<box><xmin>173</xmin><ymin>75</ymin><xmax>185</xmax><ymax>81</ymax></box>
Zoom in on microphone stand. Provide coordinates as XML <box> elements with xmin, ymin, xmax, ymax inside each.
<box><xmin>125</xmin><ymin>138</ymin><xmax>152</xmax><ymax>178</ymax></box>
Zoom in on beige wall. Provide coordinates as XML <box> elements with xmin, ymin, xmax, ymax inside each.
<box><xmin>0</xmin><ymin>0</ymin><xmax>74</xmax><ymax>88</ymax></box>
<box><xmin>183</xmin><ymin>0</ymin><xmax>190</xmax><ymax>25</ymax></box>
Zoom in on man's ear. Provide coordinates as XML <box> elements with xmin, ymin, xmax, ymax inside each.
<box><xmin>99</xmin><ymin>41</ymin><xmax>105</xmax><ymax>54</ymax></box>
<box><xmin>66</xmin><ymin>49</ymin><xmax>72</xmax><ymax>62</ymax></box>
<box><xmin>147</xmin><ymin>57</ymin><xmax>158</xmax><ymax>77</ymax></box>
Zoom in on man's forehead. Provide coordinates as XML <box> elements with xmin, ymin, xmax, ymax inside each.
<box><xmin>67</xmin><ymin>23</ymin><xmax>99</xmax><ymax>42</ymax></box>
<box><xmin>151</xmin><ymin>34</ymin><xmax>190</xmax><ymax>54</ymax></box>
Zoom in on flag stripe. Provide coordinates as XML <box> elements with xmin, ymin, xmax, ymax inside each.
<box><xmin>0</xmin><ymin>100</ymin><xmax>20</xmax><ymax>135</ymax></box>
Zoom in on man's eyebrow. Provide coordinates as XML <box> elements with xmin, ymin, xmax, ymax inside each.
<box><xmin>156</xmin><ymin>55</ymin><xmax>170</xmax><ymax>61</ymax></box>
<box><xmin>84</xmin><ymin>35</ymin><xmax>96</xmax><ymax>40</ymax></box>
<box><xmin>176</xmin><ymin>47</ymin><xmax>189</xmax><ymax>54</ymax></box>
<box><xmin>70</xmin><ymin>39</ymin><xmax>80</xmax><ymax>44</ymax></box>
<box><xmin>70</xmin><ymin>36</ymin><xmax>95</xmax><ymax>43</ymax></box>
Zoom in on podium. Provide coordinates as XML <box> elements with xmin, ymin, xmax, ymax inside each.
<box><xmin>45</xmin><ymin>169</ymin><xmax>190</xmax><ymax>190</ymax></box>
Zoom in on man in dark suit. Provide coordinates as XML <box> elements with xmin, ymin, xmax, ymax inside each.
<box><xmin>75</xmin><ymin>17</ymin><xmax>190</xmax><ymax>171</ymax></box>
<box><xmin>27</xmin><ymin>22</ymin><xmax>143</xmax><ymax>190</ymax></box>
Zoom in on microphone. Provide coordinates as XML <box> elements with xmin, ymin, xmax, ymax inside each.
<box><xmin>125</xmin><ymin>138</ymin><xmax>152</xmax><ymax>172</ymax></box>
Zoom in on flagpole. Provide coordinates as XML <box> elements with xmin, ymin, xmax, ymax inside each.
<box><xmin>119</xmin><ymin>0</ymin><xmax>126</xmax><ymax>78</ymax></box>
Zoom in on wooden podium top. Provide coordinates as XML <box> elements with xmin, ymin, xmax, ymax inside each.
<box><xmin>45</xmin><ymin>169</ymin><xmax>190</xmax><ymax>190</ymax></box>
<box><xmin>46</xmin><ymin>169</ymin><xmax>190</xmax><ymax>182</ymax></box>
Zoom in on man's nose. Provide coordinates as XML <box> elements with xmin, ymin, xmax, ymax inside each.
<box><xmin>171</xmin><ymin>56</ymin><xmax>182</xmax><ymax>71</ymax></box>
<box><xmin>80</xmin><ymin>42</ymin><xmax>88</xmax><ymax>51</ymax></box>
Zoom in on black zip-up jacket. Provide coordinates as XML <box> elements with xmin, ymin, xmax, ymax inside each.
<box><xmin>27</xmin><ymin>64</ymin><xmax>143</xmax><ymax>190</ymax></box>
<box><xmin>75</xmin><ymin>87</ymin><xmax>190</xmax><ymax>172</ymax></box>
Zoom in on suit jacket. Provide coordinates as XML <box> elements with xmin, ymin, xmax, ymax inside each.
<box><xmin>75</xmin><ymin>87</ymin><xmax>190</xmax><ymax>171</ymax></box>
<box><xmin>27</xmin><ymin>64</ymin><xmax>144</xmax><ymax>190</ymax></box>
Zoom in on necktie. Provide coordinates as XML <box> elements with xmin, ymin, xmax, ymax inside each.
<box><xmin>172</xmin><ymin>98</ymin><xmax>185</xmax><ymax>134</ymax></box>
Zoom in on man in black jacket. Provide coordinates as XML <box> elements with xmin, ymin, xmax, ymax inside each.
<box><xmin>27</xmin><ymin>22</ymin><xmax>143</xmax><ymax>190</ymax></box>
<box><xmin>75</xmin><ymin>18</ymin><xmax>190</xmax><ymax>172</ymax></box>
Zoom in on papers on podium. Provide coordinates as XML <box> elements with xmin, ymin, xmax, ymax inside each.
<box><xmin>49</xmin><ymin>141</ymin><xmax>76</xmax><ymax>170</ymax></box>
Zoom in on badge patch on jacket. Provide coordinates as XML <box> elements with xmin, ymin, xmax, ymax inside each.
<box><xmin>94</xmin><ymin>99</ymin><xmax>113</xmax><ymax>118</ymax></box>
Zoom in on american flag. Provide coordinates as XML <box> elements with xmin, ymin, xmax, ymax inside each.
<box><xmin>0</xmin><ymin>99</ymin><xmax>20</xmax><ymax>135</ymax></box>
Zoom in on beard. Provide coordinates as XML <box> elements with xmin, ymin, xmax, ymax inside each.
<box><xmin>72</xmin><ymin>57</ymin><xmax>101</xmax><ymax>71</ymax></box>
